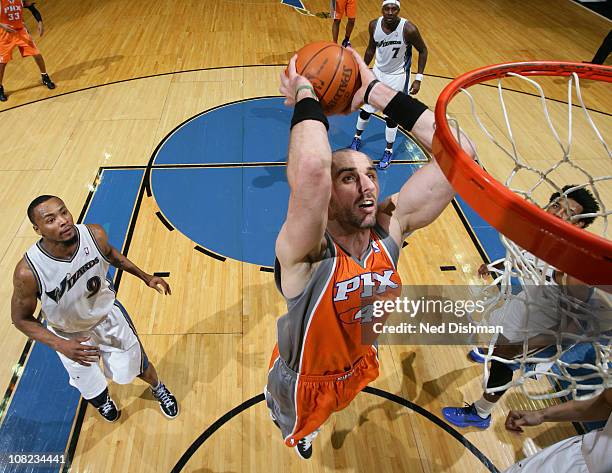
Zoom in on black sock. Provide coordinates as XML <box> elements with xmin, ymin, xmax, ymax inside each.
<box><xmin>87</xmin><ymin>387</ymin><xmax>110</xmax><ymax>408</ymax></box>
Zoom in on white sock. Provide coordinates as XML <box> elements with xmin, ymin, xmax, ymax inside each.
<box><xmin>356</xmin><ymin>115</ymin><xmax>369</xmax><ymax>132</ymax></box>
<box><xmin>385</xmin><ymin>126</ymin><xmax>398</xmax><ymax>144</ymax></box>
<box><xmin>474</xmin><ymin>397</ymin><xmax>496</xmax><ymax>418</ymax></box>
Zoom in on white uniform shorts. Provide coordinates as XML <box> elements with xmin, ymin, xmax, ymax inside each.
<box><xmin>504</xmin><ymin>435</ymin><xmax>587</xmax><ymax>473</ymax></box>
<box><xmin>361</xmin><ymin>66</ymin><xmax>409</xmax><ymax>114</ymax></box>
<box><xmin>490</xmin><ymin>286</ymin><xmax>564</xmax><ymax>344</ymax></box>
<box><xmin>49</xmin><ymin>301</ymin><xmax>148</xmax><ymax>399</ymax></box>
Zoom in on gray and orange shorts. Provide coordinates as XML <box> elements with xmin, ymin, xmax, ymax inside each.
<box><xmin>265</xmin><ymin>345</ymin><xmax>379</xmax><ymax>447</ymax></box>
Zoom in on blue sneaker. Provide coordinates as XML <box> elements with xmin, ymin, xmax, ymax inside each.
<box><xmin>350</xmin><ymin>136</ymin><xmax>362</xmax><ymax>151</ymax></box>
<box><xmin>377</xmin><ymin>149</ymin><xmax>393</xmax><ymax>170</ymax></box>
<box><xmin>442</xmin><ymin>403</ymin><xmax>491</xmax><ymax>429</ymax></box>
<box><xmin>468</xmin><ymin>347</ymin><xmax>486</xmax><ymax>363</ymax></box>
<box><xmin>468</xmin><ymin>347</ymin><xmax>520</xmax><ymax>370</ymax></box>
<box><xmin>341</xmin><ymin>38</ymin><xmax>351</xmax><ymax>48</ymax></box>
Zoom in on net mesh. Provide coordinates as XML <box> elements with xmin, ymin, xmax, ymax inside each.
<box><xmin>446</xmin><ymin>67</ymin><xmax>611</xmax><ymax>400</ymax></box>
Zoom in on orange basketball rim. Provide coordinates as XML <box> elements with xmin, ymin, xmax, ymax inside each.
<box><xmin>432</xmin><ymin>61</ymin><xmax>612</xmax><ymax>286</ymax></box>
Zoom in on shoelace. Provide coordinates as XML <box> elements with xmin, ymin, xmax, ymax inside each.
<box><xmin>154</xmin><ymin>385</ymin><xmax>174</xmax><ymax>409</ymax></box>
<box><xmin>299</xmin><ymin>438</ymin><xmax>312</xmax><ymax>450</ymax></box>
<box><xmin>299</xmin><ymin>429</ymin><xmax>320</xmax><ymax>450</ymax></box>
<box><xmin>99</xmin><ymin>398</ymin><xmax>114</xmax><ymax>416</ymax></box>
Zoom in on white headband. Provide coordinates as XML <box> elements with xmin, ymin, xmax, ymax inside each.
<box><xmin>382</xmin><ymin>0</ymin><xmax>400</xmax><ymax>7</ymax></box>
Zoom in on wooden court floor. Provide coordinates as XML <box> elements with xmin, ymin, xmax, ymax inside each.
<box><xmin>0</xmin><ymin>1</ymin><xmax>610</xmax><ymax>472</ymax></box>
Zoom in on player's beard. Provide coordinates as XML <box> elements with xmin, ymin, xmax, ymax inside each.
<box><xmin>342</xmin><ymin>206</ymin><xmax>378</xmax><ymax>229</ymax></box>
<box><xmin>59</xmin><ymin>226</ymin><xmax>78</xmax><ymax>246</ymax></box>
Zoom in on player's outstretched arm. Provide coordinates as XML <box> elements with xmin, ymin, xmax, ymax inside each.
<box><xmin>11</xmin><ymin>259</ymin><xmax>101</xmax><ymax>366</ymax></box>
<box><xmin>348</xmin><ymin>48</ymin><xmax>475</xmax><ymax>236</ymax></box>
<box><xmin>276</xmin><ymin>55</ymin><xmax>331</xmax><ymax>272</ymax></box>
<box><xmin>505</xmin><ymin>388</ymin><xmax>612</xmax><ymax>432</ymax></box>
<box><xmin>86</xmin><ymin>224</ymin><xmax>171</xmax><ymax>295</ymax></box>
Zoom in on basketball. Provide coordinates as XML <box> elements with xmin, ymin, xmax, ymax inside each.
<box><xmin>294</xmin><ymin>41</ymin><xmax>361</xmax><ymax>115</ymax></box>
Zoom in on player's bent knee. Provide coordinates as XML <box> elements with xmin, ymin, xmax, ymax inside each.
<box><xmin>486</xmin><ymin>360</ymin><xmax>513</xmax><ymax>391</ymax></box>
<box><xmin>359</xmin><ymin>110</ymin><xmax>371</xmax><ymax>120</ymax></box>
<box><xmin>385</xmin><ymin>117</ymin><xmax>398</xmax><ymax>129</ymax></box>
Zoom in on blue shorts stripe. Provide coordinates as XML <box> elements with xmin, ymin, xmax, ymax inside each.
<box><xmin>113</xmin><ymin>301</ymin><xmax>148</xmax><ymax>374</ymax></box>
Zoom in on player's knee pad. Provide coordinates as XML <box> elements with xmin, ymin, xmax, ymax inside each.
<box><xmin>486</xmin><ymin>360</ymin><xmax>513</xmax><ymax>392</ymax></box>
<box><xmin>359</xmin><ymin>110</ymin><xmax>371</xmax><ymax>120</ymax></box>
<box><xmin>385</xmin><ymin>117</ymin><xmax>398</xmax><ymax>129</ymax></box>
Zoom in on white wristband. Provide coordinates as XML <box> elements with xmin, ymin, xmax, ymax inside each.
<box><xmin>414</xmin><ymin>73</ymin><xmax>424</xmax><ymax>82</ymax></box>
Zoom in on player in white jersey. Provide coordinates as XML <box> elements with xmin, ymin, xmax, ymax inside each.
<box><xmin>350</xmin><ymin>0</ymin><xmax>428</xmax><ymax>170</ymax></box>
<box><xmin>11</xmin><ymin>195</ymin><xmax>179</xmax><ymax>422</ymax></box>
<box><xmin>443</xmin><ymin>186</ymin><xmax>602</xmax><ymax>430</ymax></box>
<box><xmin>503</xmin><ymin>388</ymin><xmax>611</xmax><ymax>473</ymax></box>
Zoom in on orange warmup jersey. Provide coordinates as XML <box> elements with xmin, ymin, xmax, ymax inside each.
<box><xmin>1</xmin><ymin>0</ymin><xmax>25</xmax><ymax>30</ymax></box>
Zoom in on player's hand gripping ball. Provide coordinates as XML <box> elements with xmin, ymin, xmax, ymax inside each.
<box><xmin>293</xmin><ymin>41</ymin><xmax>361</xmax><ymax>115</ymax></box>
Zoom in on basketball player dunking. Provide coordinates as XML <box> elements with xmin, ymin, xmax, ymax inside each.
<box><xmin>350</xmin><ymin>0</ymin><xmax>428</xmax><ymax>170</ymax></box>
<box><xmin>11</xmin><ymin>196</ymin><xmax>179</xmax><ymax>422</ymax></box>
<box><xmin>264</xmin><ymin>49</ymin><xmax>474</xmax><ymax>459</ymax></box>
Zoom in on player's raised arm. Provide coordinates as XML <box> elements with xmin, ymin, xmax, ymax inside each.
<box><xmin>275</xmin><ymin>55</ymin><xmax>332</xmax><ymax>268</ymax></box>
<box><xmin>349</xmin><ymin>48</ymin><xmax>474</xmax><ymax>237</ymax></box>
<box><xmin>385</xmin><ymin>106</ymin><xmax>474</xmax><ymax>234</ymax></box>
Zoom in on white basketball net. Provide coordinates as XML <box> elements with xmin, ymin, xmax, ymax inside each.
<box><xmin>451</xmin><ymin>69</ymin><xmax>611</xmax><ymax>400</ymax></box>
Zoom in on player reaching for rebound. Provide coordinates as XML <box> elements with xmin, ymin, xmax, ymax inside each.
<box><xmin>350</xmin><ymin>0</ymin><xmax>427</xmax><ymax>170</ymax></box>
<box><xmin>443</xmin><ymin>186</ymin><xmax>602</xmax><ymax>429</ymax></box>
<box><xmin>264</xmin><ymin>48</ymin><xmax>474</xmax><ymax>459</ymax></box>
<box><xmin>0</xmin><ymin>0</ymin><xmax>55</xmax><ymax>102</ymax></box>
<box><xmin>11</xmin><ymin>196</ymin><xmax>178</xmax><ymax>422</ymax></box>
<box><xmin>501</xmin><ymin>388</ymin><xmax>611</xmax><ymax>473</ymax></box>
